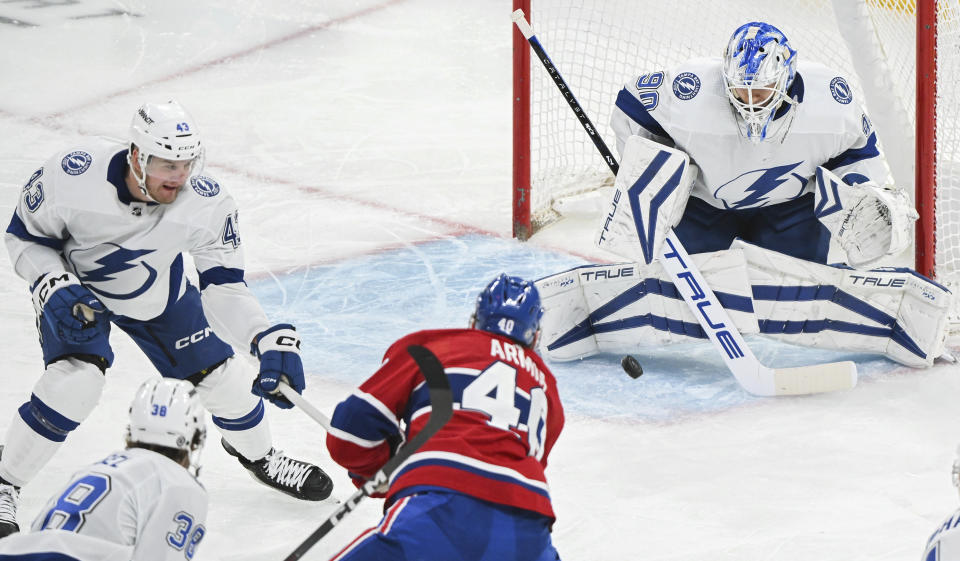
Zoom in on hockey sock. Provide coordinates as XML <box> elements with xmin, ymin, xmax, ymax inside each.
<box><xmin>195</xmin><ymin>357</ymin><xmax>272</xmax><ymax>460</ymax></box>
<box><xmin>1</xmin><ymin>358</ymin><xmax>105</xmax><ymax>487</ymax></box>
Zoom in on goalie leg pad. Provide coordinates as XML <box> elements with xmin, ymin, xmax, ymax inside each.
<box><xmin>536</xmin><ymin>250</ymin><xmax>758</xmax><ymax>361</ymax></box>
<box><xmin>737</xmin><ymin>239</ymin><xmax>951</xmax><ymax>367</ymax></box>
<box><xmin>0</xmin><ymin>358</ymin><xmax>105</xmax><ymax>486</ymax></box>
<box><xmin>195</xmin><ymin>357</ymin><xmax>271</xmax><ymax>461</ymax></box>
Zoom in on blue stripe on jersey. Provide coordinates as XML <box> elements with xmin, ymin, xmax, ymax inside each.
<box><xmin>0</xmin><ymin>554</ymin><xmax>84</xmax><ymax>561</ymax></box>
<box><xmin>615</xmin><ymin>88</ymin><xmax>670</xmax><ymax>139</ymax></box>
<box><xmin>213</xmin><ymin>399</ymin><xmax>265</xmax><ymax>431</ymax></box>
<box><xmin>406</xmin><ymin>383</ymin><xmax>433</xmax><ymax>425</ymax></box>
<box><xmin>331</xmin><ymin>394</ymin><xmax>401</xmax><ymax>442</ymax></box>
<box><xmin>545</xmin><ymin>278</ymin><xmax>753</xmax><ymax>351</ymax></box>
<box><xmin>822</xmin><ymin>132</ymin><xmax>880</xmax><ymax>171</ymax></box>
<box><xmin>392</xmin><ymin>458</ymin><xmax>551</xmax><ymax>500</ymax></box>
<box><xmin>407</xmin><ymin>370</ymin><xmax>524</xmax><ymax>421</ymax></box>
<box><xmin>198</xmin><ymin>266</ymin><xmax>246</xmax><ymax>290</ymax></box>
<box><xmin>5</xmin><ymin>212</ymin><xmax>65</xmax><ymax>251</ymax></box>
<box><xmin>752</xmin><ymin>284</ymin><xmax>925</xmax><ymax>359</ymax></box>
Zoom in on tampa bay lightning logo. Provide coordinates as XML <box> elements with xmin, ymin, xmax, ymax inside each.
<box><xmin>61</xmin><ymin>151</ymin><xmax>92</xmax><ymax>176</ymax></box>
<box><xmin>190</xmin><ymin>176</ymin><xmax>220</xmax><ymax>197</ymax></box>
<box><xmin>69</xmin><ymin>244</ymin><xmax>157</xmax><ymax>301</ymax></box>
<box><xmin>830</xmin><ymin>77</ymin><xmax>853</xmax><ymax>104</ymax></box>
<box><xmin>861</xmin><ymin>113</ymin><xmax>872</xmax><ymax>135</ymax></box>
<box><xmin>714</xmin><ymin>162</ymin><xmax>807</xmax><ymax>209</ymax></box>
<box><xmin>672</xmin><ymin>72</ymin><xmax>701</xmax><ymax>100</ymax></box>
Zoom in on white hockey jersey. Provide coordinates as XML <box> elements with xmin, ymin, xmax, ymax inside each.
<box><xmin>4</xmin><ymin>137</ymin><xmax>269</xmax><ymax>348</ymax></box>
<box><xmin>611</xmin><ymin>58</ymin><xmax>891</xmax><ymax>210</ymax></box>
<box><xmin>0</xmin><ymin>448</ymin><xmax>208</xmax><ymax>561</ymax></box>
<box><xmin>923</xmin><ymin>507</ymin><xmax>960</xmax><ymax>561</ymax></box>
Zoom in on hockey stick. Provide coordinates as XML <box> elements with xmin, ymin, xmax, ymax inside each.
<box><xmin>277</xmin><ymin>382</ymin><xmax>332</xmax><ymax>432</ymax></box>
<box><xmin>512</xmin><ymin>10</ymin><xmax>856</xmax><ymax>396</ymax></box>
<box><xmin>281</xmin><ymin>344</ymin><xmax>453</xmax><ymax>560</ymax></box>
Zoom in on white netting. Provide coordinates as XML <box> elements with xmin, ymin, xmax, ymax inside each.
<box><xmin>525</xmin><ymin>0</ymin><xmax>960</xmax><ymax>305</ymax></box>
<box><xmin>935</xmin><ymin>3</ymin><xmax>960</xmax><ymax>298</ymax></box>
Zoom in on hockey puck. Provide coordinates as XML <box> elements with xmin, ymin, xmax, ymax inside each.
<box><xmin>621</xmin><ymin>355</ymin><xmax>643</xmax><ymax>379</ymax></box>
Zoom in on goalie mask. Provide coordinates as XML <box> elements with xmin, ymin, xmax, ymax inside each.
<box><xmin>128</xmin><ymin>100</ymin><xmax>205</xmax><ymax>201</ymax></box>
<box><xmin>471</xmin><ymin>273</ymin><xmax>543</xmax><ymax>347</ymax></box>
<box><xmin>126</xmin><ymin>378</ymin><xmax>207</xmax><ymax>473</ymax></box>
<box><xmin>722</xmin><ymin>22</ymin><xmax>798</xmax><ymax>143</ymax></box>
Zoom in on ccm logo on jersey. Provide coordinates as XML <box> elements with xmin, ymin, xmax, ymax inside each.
<box><xmin>176</xmin><ymin>327</ymin><xmax>214</xmax><ymax>349</ymax></box>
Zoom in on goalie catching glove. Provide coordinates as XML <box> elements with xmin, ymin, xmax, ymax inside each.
<box><xmin>814</xmin><ymin>166</ymin><xmax>918</xmax><ymax>267</ymax></box>
<box><xmin>251</xmin><ymin>323</ymin><xmax>305</xmax><ymax>409</ymax></box>
<box><xmin>31</xmin><ymin>271</ymin><xmax>109</xmax><ymax>344</ymax></box>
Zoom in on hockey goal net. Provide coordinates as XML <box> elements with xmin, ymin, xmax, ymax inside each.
<box><xmin>512</xmin><ymin>0</ymin><xmax>960</xmax><ymax>302</ymax></box>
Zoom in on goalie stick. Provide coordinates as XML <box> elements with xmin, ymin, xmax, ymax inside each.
<box><xmin>281</xmin><ymin>344</ymin><xmax>454</xmax><ymax>561</ymax></box>
<box><xmin>511</xmin><ymin>9</ymin><xmax>857</xmax><ymax>396</ymax></box>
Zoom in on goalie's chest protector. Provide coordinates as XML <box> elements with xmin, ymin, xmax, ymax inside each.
<box><xmin>640</xmin><ymin>59</ymin><xmax>867</xmax><ymax>210</ymax></box>
<box><xmin>42</xmin><ymin>140</ymin><xmax>229</xmax><ymax>321</ymax></box>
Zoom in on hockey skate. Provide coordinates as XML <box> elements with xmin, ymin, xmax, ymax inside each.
<box><xmin>221</xmin><ymin>439</ymin><xmax>333</xmax><ymax>501</ymax></box>
<box><xmin>0</xmin><ymin>447</ymin><xmax>20</xmax><ymax>538</ymax></box>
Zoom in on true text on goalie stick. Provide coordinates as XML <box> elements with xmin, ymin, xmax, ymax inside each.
<box><xmin>511</xmin><ymin>9</ymin><xmax>856</xmax><ymax>396</ymax></box>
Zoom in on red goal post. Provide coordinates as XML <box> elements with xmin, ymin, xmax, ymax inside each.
<box><xmin>512</xmin><ymin>0</ymin><xmax>959</xmax><ymax>294</ymax></box>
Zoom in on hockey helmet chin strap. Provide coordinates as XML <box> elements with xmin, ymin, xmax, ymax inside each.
<box><xmin>127</xmin><ymin>148</ymin><xmax>161</xmax><ymax>204</ymax></box>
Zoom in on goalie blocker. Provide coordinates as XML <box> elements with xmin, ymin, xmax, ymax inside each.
<box><xmin>536</xmin><ymin>239</ymin><xmax>952</xmax><ymax>369</ymax></box>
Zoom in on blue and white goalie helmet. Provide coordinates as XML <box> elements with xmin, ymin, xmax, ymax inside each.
<box><xmin>126</xmin><ymin>378</ymin><xmax>207</xmax><ymax>470</ymax></box>
<box><xmin>472</xmin><ymin>274</ymin><xmax>543</xmax><ymax>347</ymax></box>
<box><xmin>722</xmin><ymin>22</ymin><xmax>798</xmax><ymax>142</ymax></box>
<box><xmin>128</xmin><ymin>99</ymin><xmax>205</xmax><ymax>196</ymax></box>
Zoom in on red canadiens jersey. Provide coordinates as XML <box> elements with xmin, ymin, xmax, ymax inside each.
<box><xmin>326</xmin><ymin>328</ymin><xmax>564</xmax><ymax>520</ymax></box>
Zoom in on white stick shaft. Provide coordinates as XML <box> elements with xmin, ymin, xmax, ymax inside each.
<box><xmin>278</xmin><ymin>382</ymin><xmax>332</xmax><ymax>431</ymax></box>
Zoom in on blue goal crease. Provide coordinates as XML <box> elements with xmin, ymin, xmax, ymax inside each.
<box><xmin>247</xmin><ymin>234</ymin><xmax>898</xmax><ymax>421</ymax></box>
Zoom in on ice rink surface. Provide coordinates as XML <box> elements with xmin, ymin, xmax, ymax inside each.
<box><xmin>0</xmin><ymin>1</ymin><xmax>959</xmax><ymax>559</ymax></box>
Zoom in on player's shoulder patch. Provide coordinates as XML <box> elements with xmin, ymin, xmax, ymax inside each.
<box><xmin>829</xmin><ymin>76</ymin><xmax>853</xmax><ymax>104</ymax></box>
<box><xmin>190</xmin><ymin>175</ymin><xmax>221</xmax><ymax>197</ymax></box>
<box><xmin>861</xmin><ymin>113</ymin><xmax>872</xmax><ymax>135</ymax></box>
<box><xmin>672</xmin><ymin>72</ymin><xmax>701</xmax><ymax>100</ymax></box>
<box><xmin>61</xmin><ymin>150</ymin><xmax>93</xmax><ymax>176</ymax></box>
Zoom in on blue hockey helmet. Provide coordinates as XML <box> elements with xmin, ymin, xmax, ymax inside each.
<box><xmin>722</xmin><ymin>22</ymin><xmax>798</xmax><ymax>142</ymax></box>
<box><xmin>472</xmin><ymin>274</ymin><xmax>543</xmax><ymax>347</ymax></box>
